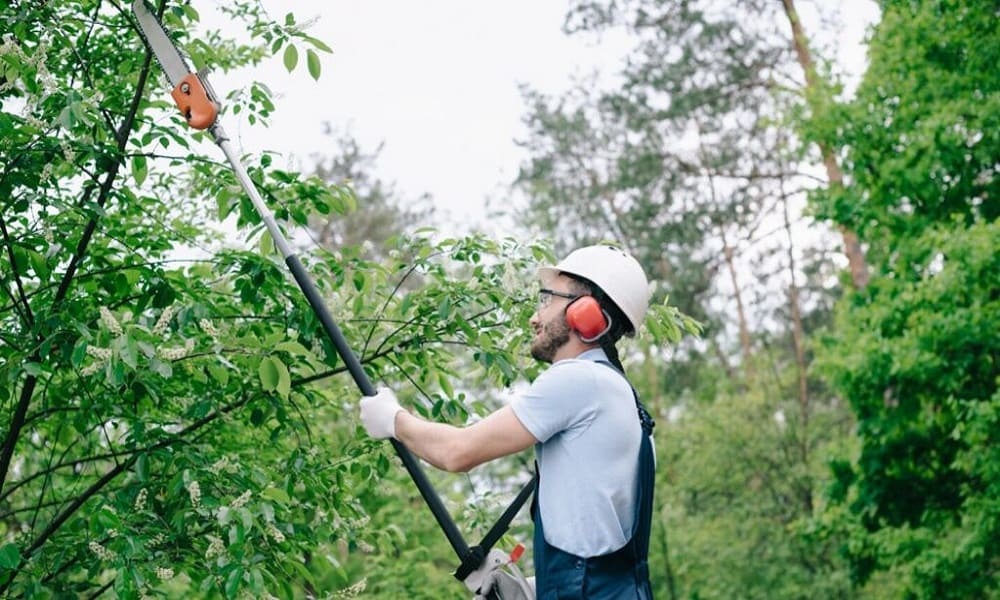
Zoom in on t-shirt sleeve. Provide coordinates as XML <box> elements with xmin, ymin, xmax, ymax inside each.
<box><xmin>510</xmin><ymin>361</ymin><xmax>598</xmax><ymax>443</ymax></box>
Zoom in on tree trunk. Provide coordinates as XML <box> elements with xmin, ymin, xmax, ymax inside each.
<box><xmin>781</xmin><ymin>189</ymin><xmax>811</xmax><ymax>511</ymax></box>
<box><xmin>781</xmin><ymin>0</ymin><xmax>871</xmax><ymax>290</ymax></box>
<box><xmin>720</xmin><ymin>228</ymin><xmax>753</xmax><ymax>380</ymax></box>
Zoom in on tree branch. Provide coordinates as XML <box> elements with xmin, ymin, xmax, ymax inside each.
<box><xmin>0</xmin><ymin>212</ymin><xmax>35</xmax><ymax>328</ymax></box>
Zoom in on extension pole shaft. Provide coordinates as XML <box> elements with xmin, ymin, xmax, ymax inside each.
<box><xmin>209</xmin><ymin>123</ymin><xmax>471</xmax><ymax>558</ymax></box>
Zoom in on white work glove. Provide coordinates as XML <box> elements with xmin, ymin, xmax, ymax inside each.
<box><xmin>359</xmin><ymin>386</ymin><xmax>403</xmax><ymax>439</ymax></box>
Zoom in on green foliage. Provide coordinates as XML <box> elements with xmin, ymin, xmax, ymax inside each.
<box><xmin>307</xmin><ymin>131</ymin><xmax>435</xmax><ymax>262</ymax></box>
<box><xmin>809</xmin><ymin>1</ymin><xmax>1000</xmax><ymax>596</ymax></box>
<box><xmin>808</xmin><ymin>0</ymin><xmax>1000</xmax><ymax>265</ymax></box>
<box><xmin>648</xmin><ymin>366</ymin><xmax>859</xmax><ymax>599</ymax></box>
<box><xmin>818</xmin><ymin>220</ymin><xmax>1000</xmax><ymax>597</ymax></box>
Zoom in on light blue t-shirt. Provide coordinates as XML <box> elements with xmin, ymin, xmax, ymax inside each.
<box><xmin>510</xmin><ymin>348</ymin><xmax>643</xmax><ymax>557</ymax></box>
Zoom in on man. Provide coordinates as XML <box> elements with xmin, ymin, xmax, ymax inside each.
<box><xmin>359</xmin><ymin>245</ymin><xmax>655</xmax><ymax>599</ymax></box>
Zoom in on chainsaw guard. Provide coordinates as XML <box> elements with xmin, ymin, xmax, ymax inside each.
<box><xmin>170</xmin><ymin>73</ymin><xmax>219</xmax><ymax>129</ymax></box>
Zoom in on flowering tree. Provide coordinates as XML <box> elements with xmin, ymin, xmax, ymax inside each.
<box><xmin>0</xmin><ymin>2</ymin><xmax>528</xmax><ymax>597</ymax></box>
<box><xmin>0</xmin><ymin>2</ymin><xmax>695</xmax><ymax>597</ymax></box>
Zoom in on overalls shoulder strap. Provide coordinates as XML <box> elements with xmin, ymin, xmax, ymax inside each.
<box><xmin>531</xmin><ymin>360</ymin><xmax>656</xmax><ymax>599</ymax></box>
<box><xmin>594</xmin><ymin>360</ymin><xmax>656</xmax><ymax>436</ymax></box>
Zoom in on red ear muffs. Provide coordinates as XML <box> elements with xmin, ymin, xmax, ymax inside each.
<box><xmin>565</xmin><ymin>296</ymin><xmax>612</xmax><ymax>342</ymax></box>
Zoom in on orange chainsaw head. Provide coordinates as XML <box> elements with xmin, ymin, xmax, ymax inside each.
<box><xmin>170</xmin><ymin>73</ymin><xmax>219</xmax><ymax>130</ymax></box>
<box><xmin>565</xmin><ymin>296</ymin><xmax>612</xmax><ymax>343</ymax></box>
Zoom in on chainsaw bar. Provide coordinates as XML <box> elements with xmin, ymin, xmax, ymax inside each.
<box><xmin>132</xmin><ymin>0</ymin><xmax>190</xmax><ymax>87</ymax></box>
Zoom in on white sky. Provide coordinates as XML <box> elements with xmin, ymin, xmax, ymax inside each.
<box><xmin>202</xmin><ymin>0</ymin><xmax>881</xmax><ymax>236</ymax></box>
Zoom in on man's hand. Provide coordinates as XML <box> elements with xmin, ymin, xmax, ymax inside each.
<box><xmin>359</xmin><ymin>386</ymin><xmax>403</xmax><ymax>439</ymax></box>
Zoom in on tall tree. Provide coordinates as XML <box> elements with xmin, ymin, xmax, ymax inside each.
<box><xmin>812</xmin><ymin>1</ymin><xmax>1000</xmax><ymax>597</ymax></box>
<box><xmin>781</xmin><ymin>0</ymin><xmax>870</xmax><ymax>289</ymax></box>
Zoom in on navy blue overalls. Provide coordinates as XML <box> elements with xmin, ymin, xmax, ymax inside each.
<box><xmin>531</xmin><ymin>363</ymin><xmax>655</xmax><ymax>599</ymax></box>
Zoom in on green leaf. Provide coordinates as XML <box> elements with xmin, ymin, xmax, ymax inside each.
<box><xmin>248</xmin><ymin>567</ymin><xmax>264</xmax><ymax>595</ymax></box>
<box><xmin>207</xmin><ymin>363</ymin><xmax>230</xmax><ymax>386</ymax></box>
<box><xmin>136</xmin><ymin>453</ymin><xmax>148</xmax><ymax>482</ymax></box>
<box><xmin>132</xmin><ymin>154</ymin><xmax>147</xmax><ymax>186</ymax></box>
<box><xmin>275</xmin><ymin>358</ymin><xmax>291</xmax><ymax>399</ymax></box>
<box><xmin>304</xmin><ymin>35</ymin><xmax>333</xmax><ymax>53</ymax></box>
<box><xmin>282</xmin><ymin>44</ymin><xmax>298</xmax><ymax>72</ymax></box>
<box><xmin>28</xmin><ymin>249</ymin><xmax>48</xmax><ymax>280</ymax></box>
<box><xmin>119</xmin><ymin>336</ymin><xmax>138</xmax><ymax>369</ymax></box>
<box><xmin>274</xmin><ymin>341</ymin><xmax>309</xmax><ymax>356</ymax></box>
<box><xmin>23</xmin><ymin>362</ymin><xmax>44</xmax><ymax>377</ymax></box>
<box><xmin>181</xmin><ymin>4</ymin><xmax>199</xmax><ymax>22</ymax></box>
<box><xmin>150</xmin><ymin>357</ymin><xmax>172</xmax><ymax>378</ymax></box>
<box><xmin>225</xmin><ymin>565</ymin><xmax>244</xmax><ymax>599</ymax></box>
<box><xmin>306</xmin><ymin>48</ymin><xmax>320</xmax><ymax>80</ymax></box>
<box><xmin>438</xmin><ymin>372</ymin><xmax>454</xmax><ymax>398</ymax></box>
<box><xmin>0</xmin><ymin>543</ymin><xmax>20</xmax><ymax>570</ymax></box>
<box><xmin>260</xmin><ymin>486</ymin><xmax>291</xmax><ymax>504</ymax></box>
<box><xmin>71</xmin><ymin>338</ymin><xmax>88</xmax><ymax>368</ymax></box>
<box><xmin>437</xmin><ymin>297</ymin><xmax>451</xmax><ymax>320</ymax></box>
<box><xmin>259</xmin><ymin>357</ymin><xmax>279</xmax><ymax>391</ymax></box>
<box><xmin>258</xmin><ymin>229</ymin><xmax>274</xmax><ymax>257</ymax></box>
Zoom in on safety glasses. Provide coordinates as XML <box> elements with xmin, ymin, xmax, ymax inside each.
<box><xmin>538</xmin><ymin>288</ymin><xmax>579</xmax><ymax>308</ymax></box>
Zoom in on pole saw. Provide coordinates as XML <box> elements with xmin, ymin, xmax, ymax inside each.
<box><xmin>130</xmin><ymin>2</ymin><xmax>535</xmax><ymax>597</ymax></box>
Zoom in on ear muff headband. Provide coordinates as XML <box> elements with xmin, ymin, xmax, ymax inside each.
<box><xmin>565</xmin><ymin>296</ymin><xmax>612</xmax><ymax>343</ymax></box>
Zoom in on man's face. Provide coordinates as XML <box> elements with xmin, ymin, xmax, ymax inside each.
<box><xmin>529</xmin><ymin>277</ymin><xmax>578</xmax><ymax>363</ymax></box>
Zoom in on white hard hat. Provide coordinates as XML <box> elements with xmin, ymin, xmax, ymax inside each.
<box><xmin>538</xmin><ymin>245</ymin><xmax>651</xmax><ymax>334</ymax></box>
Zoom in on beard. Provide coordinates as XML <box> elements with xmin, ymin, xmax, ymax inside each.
<box><xmin>530</xmin><ymin>317</ymin><xmax>571</xmax><ymax>363</ymax></box>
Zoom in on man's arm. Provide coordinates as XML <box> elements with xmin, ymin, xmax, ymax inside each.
<box><xmin>394</xmin><ymin>405</ymin><xmax>537</xmax><ymax>473</ymax></box>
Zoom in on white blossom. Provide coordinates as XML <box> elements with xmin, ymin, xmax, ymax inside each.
<box><xmin>155</xmin><ymin>567</ymin><xmax>174</xmax><ymax>581</ymax></box>
<box><xmin>333</xmin><ymin>579</ymin><xmax>367</xmax><ymax>598</ymax></box>
<box><xmin>80</xmin><ymin>361</ymin><xmax>104</xmax><ymax>376</ymax></box>
<box><xmin>187</xmin><ymin>480</ymin><xmax>201</xmax><ymax>508</ymax></box>
<box><xmin>85</xmin><ymin>345</ymin><xmax>112</xmax><ymax>360</ymax></box>
<box><xmin>205</xmin><ymin>535</ymin><xmax>225</xmax><ymax>560</ymax></box>
<box><xmin>209</xmin><ymin>456</ymin><xmax>230</xmax><ymax>474</ymax></box>
<box><xmin>99</xmin><ymin>307</ymin><xmax>122</xmax><ymax>335</ymax></box>
<box><xmin>199</xmin><ymin>318</ymin><xmax>220</xmax><ymax>338</ymax></box>
<box><xmin>230</xmin><ymin>489</ymin><xmax>253</xmax><ymax>510</ymax></box>
<box><xmin>500</xmin><ymin>263</ymin><xmax>520</xmax><ymax>294</ymax></box>
<box><xmin>134</xmin><ymin>488</ymin><xmax>147</xmax><ymax>512</ymax></box>
<box><xmin>152</xmin><ymin>306</ymin><xmax>177</xmax><ymax>337</ymax></box>
<box><xmin>89</xmin><ymin>541</ymin><xmax>117</xmax><ymax>561</ymax></box>
<box><xmin>158</xmin><ymin>346</ymin><xmax>188</xmax><ymax>361</ymax></box>
<box><xmin>266</xmin><ymin>523</ymin><xmax>285</xmax><ymax>544</ymax></box>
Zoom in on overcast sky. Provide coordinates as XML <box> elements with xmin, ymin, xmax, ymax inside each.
<box><xmin>202</xmin><ymin>1</ymin><xmax>880</xmax><ymax>236</ymax></box>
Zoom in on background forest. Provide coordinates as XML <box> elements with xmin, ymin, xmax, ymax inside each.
<box><xmin>1</xmin><ymin>1</ymin><xmax>997</xmax><ymax>599</ymax></box>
